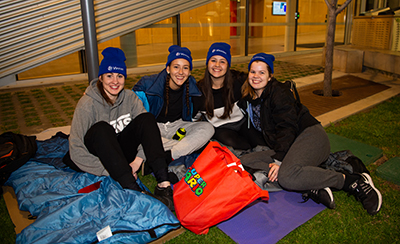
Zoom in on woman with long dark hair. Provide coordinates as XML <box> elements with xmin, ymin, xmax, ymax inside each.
<box><xmin>193</xmin><ymin>42</ymin><xmax>249</xmax><ymax>149</ymax></box>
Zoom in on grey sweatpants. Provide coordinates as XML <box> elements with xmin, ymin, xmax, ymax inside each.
<box><xmin>158</xmin><ymin>119</ymin><xmax>214</xmax><ymax>160</ymax></box>
<box><xmin>278</xmin><ymin>124</ymin><xmax>345</xmax><ymax>191</ymax></box>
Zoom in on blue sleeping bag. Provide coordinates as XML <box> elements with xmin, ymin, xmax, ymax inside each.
<box><xmin>5</xmin><ymin>133</ymin><xmax>180</xmax><ymax>244</ymax></box>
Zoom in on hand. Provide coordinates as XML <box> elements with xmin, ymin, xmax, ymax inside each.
<box><xmin>268</xmin><ymin>163</ymin><xmax>280</xmax><ymax>182</ymax></box>
<box><xmin>129</xmin><ymin>157</ymin><xmax>143</xmax><ymax>180</ymax></box>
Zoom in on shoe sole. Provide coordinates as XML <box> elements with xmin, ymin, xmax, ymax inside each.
<box><xmin>324</xmin><ymin>187</ymin><xmax>336</xmax><ymax>209</ymax></box>
<box><xmin>361</xmin><ymin>173</ymin><xmax>382</xmax><ymax>214</ymax></box>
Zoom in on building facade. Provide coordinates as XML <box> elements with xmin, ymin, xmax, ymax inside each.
<box><xmin>1</xmin><ymin>0</ymin><xmax>398</xmax><ymax>87</ymax></box>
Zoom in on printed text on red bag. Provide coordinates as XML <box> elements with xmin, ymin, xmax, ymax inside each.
<box><xmin>184</xmin><ymin>167</ymin><xmax>207</xmax><ymax>196</ymax></box>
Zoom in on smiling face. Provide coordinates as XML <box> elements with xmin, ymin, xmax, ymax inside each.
<box><xmin>166</xmin><ymin>58</ymin><xmax>191</xmax><ymax>90</ymax></box>
<box><xmin>207</xmin><ymin>55</ymin><xmax>228</xmax><ymax>83</ymax></box>
<box><xmin>248</xmin><ymin>61</ymin><xmax>272</xmax><ymax>98</ymax></box>
<box><xmin>99</xmin><ymin>72</ymin><xmax>125</xmax><ymax>103</ymax></box>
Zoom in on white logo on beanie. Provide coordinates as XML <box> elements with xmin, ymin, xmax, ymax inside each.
<box><xmin>212</xmin><ymin>49</ymin><xmax>227</xmax><ymax>55</ymax></box>
<box><xmin>176</xmin><ymin>52</ymin><xmax>191</xmax><ymax>60</ymax></box>
<box><xmin>107</xmin><ymin>66</ymin><xmax>124</xmax><ymax>72</ymax></box>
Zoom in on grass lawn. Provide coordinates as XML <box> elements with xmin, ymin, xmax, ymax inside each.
<box><xmin>1</xmin><ymin>94</ymin><xmax>399</xmax><ymax>243</ymax></box>
<box><xmin>165</xmin><ymin>95</ymin><xmax>400</xmax><ymax>243</ymax></box>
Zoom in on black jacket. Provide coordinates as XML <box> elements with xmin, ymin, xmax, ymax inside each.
<box><xmin>238</xmin><ymin>78</ymin><xmax>319</xmax><ymax>161</ymax></box>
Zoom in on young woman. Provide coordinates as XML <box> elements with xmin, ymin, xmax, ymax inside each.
<box><xmin>132</xmin><ymin>45</ymin><xmax>214</xmax><ymax>163</ymax></box>
<box><xmin>239</xmin><ymin>53</ymin><xmax>382</xmax><ymax>215</ymax></box>
<box><xmin>193</xmin><ymin>42</ymin><xmax>249</xmax><ymax>150</ymax></box>
<box><xmin>65</xmin><ymin>47</ymin><xmax>174</xmax><ymax>210</ymax></box>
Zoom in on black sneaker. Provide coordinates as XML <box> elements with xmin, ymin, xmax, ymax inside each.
<box><xmin>302</xmin><ymin>187</ymin><xmax>336</xmax><ymax>209</ymax></box>
<box><xmin>154</xmin><ymin>185</ymin><xmax>175</xmax><ymax>212</ymax></box>
<box><xmin>348</xmin><ymin>173</ymin><xmax>382</xmax><ymax>215</ymax></box>
<box><xmin>142</xmin><ymin>189</ymin><xmax>174</xmax><ymax>212</ymax></box>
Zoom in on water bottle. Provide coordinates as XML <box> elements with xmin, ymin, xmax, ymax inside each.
<box><xmin>172</xmin><ymin>128</ymin><xmax>186</xmax><ymax>141</ymax></box>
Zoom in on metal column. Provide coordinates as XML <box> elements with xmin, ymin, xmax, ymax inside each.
<box><xmin>245</xmin><ymin>0</ymin><xmax>249</xmax><ymax>56</ymax></box>
<box><xmin>80</xmin><ymin>0</ymin><xmax>99</xmax><ymax>83</ymax></box>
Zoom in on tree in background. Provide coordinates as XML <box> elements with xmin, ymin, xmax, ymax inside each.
<box><xmin>323</xmin><ymin>0</ymin><xmax>353</xmax><ymax>96</ymax></box>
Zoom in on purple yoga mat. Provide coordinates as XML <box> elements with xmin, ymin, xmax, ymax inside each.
<box><xmin>217</xmin><ymin>190</ymin><xmax>326</xmax><ymax>244</ymax></box>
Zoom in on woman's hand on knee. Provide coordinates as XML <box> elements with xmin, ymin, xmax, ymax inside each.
<box><xmin>268</xmin><ymin>163</ymin><xmax>280</xmax><ymax>182</ymax></box>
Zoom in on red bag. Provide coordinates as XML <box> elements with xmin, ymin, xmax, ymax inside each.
<box><xmin>173</xmin><ymin>141</ymin><xmax>269</xmax><ymax>235</ymax></box>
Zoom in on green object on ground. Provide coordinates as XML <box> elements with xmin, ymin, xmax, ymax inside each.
<box><xmin>376</xmin><ymin>157</ymin><xmax>400</xmax><ymax>186</ymax></box>
<box><xmin>328</xmin><ymin>133</ymin><xmax>383</xmax><ymax>166</ymax></box>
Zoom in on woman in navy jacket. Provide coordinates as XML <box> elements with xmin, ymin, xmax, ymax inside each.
<box><xmin>133</xmin><ymin>45</ymin><xmax>214</xmax><ymax>163</ymax></box>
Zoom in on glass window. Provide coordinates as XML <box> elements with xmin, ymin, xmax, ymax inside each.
<box><xmin>17</xmin><ymin>52</ymin><xmax>83</xmax><ymax>80</ymax></box>
<box><xmin>296</xmin><ymin>0</ymin><xmax>346</xmax><ymax>49</ymax></box>
<box><xmin>180</xmin><ymin>0</ymin><xmax>245</xmax><ymax>60</ymax></box>
<box><xmin>18</xmin><ymin>0</ymin><xmax>357</xmax><ymax>80</ymax></box>
<box><xmin>134</xmin><ymin>18</ymin><xmax>177</xmax><ymax>66</ymax></box>
<box><xmin>96</xmin><ymin>17</ymin><xmax>178</xmax><ymax>68</ymax></box>
<box><xmin>248</xmin><ymin>0</ymin><xmax>286</xmax><ymax>54</ymax></box>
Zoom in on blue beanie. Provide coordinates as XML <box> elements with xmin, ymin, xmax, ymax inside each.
<box><xmin>248</xmin><ymin>53</ymin><xmax>275</xmax><ymax>74</ymax></box>
<box><xmin>166</xmin><ymin>45</ymin><xmax>193</xmax><ymax>70</ymax></box>
<box><xmin>206</xmin><ymin>42</ymin><xmax>231</xmax><ymax>66</ymax></box>
<box><xmin>98</xmin><ymin>47</ymin><xmax>127</xmax><ymax>78</ymax></box>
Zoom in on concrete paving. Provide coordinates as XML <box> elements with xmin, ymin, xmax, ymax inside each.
<box><xmin>294</xmin><ymin>69</ymin><xmax>400</xmax><ymax>127</ymax></box>
<box><xmin>270</xmin><ymin>51</ymin><xmax>400</xmax><ymax>127</ymax></box>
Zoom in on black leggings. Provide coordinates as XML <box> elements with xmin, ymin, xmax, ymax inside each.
<box><xmin>237</xmin><ymin>121</ymin><xmax>268</xmax><ymax>149</ymax></box>
<box><xmin>213</xmin><ymin>127</ymin><xmax>252</xmax><ymax>150</ymax></box>
<box><xmin>65</xmin><ymin>113</ymin><xmax>169</xmax><ymax>190</ymax></box>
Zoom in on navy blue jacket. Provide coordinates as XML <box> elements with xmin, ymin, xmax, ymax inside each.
<box><xmin>132</xmin><ymin>69</ymin><xmax>201</xmax><ymax>121</ymax></box>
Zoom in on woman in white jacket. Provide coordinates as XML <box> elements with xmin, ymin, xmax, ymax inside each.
<box><xmin>64</xmin><ymin>47</ymin><xmax>174</xmax><ymax>211</ymax></box>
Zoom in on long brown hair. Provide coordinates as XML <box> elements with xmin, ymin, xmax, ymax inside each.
<box><xmin>197</xmin><ymin>68</ymin><xmax>235</xmax><ymax>119</ymax></box>
<box><xmin>164</xmin><ymin>73</ymin><xmax>190</xmax><ymax>117</ymax></box>
<box><xmin>97</xmin><ymin>75</ymin><xmax>114</xmax><ymax>105</ymax></box>
<box><xmin>241</xmin><ymin>77</ymin><xmax>256</xmax><ymax>100</ymax></box>
<box><xmin>241</xmin><ymin>61</ymin><xmax>273</xmax><ymax>99</ymax></box>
